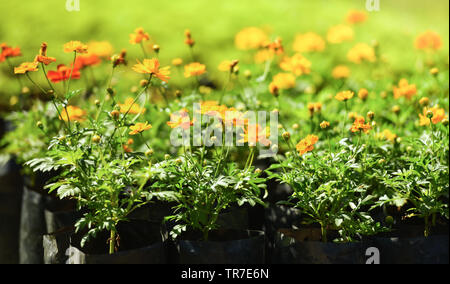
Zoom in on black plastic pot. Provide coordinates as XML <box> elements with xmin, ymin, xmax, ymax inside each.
<box><xmin>272</xmin><ymin>228</ymin><xmax>373</xmax><ymax>264</ymax></box>
<box><xmin>43</xmin><ymin>227</ymin><xmax>74</xmax><ymax>264</ymax></box>
<box><xmin>44</xmin><ymin>199</ymin><xmax>80</xmax><ymax>234</ymax></box>
<box><xmin>66</xmin><ymin>220</ymin><xmax>166</xmax><ymax>264</ymax></box>
<box><xmin>19</xmin><ymin>185</ymin><xmax>47</xmax><ymax>264</ymax></box>
<box><xmin>371</xmin><ymin>225</ymin><xmax>449</xmax><ymax>264</ymax></box>
<box><xmin>0</xmin><ymin>159</ymin><xmax>23</xmax><ymax>264</ymax></box>
<box><xmin>171</xmin><ymin>229</ymin><xmax>266</xmax><ymax>264</ymax></box>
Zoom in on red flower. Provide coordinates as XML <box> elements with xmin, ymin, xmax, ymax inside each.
<box><xmin>47</xmin><ymin>64</ymin><xmax>81</xmax><ymax>83</ymax></box>
<box><xmin>0</xmin><ymin>43</ymin><xmax>21</xmax><ymax>62</ymax></box>
<box><xmin>74</xmin><ymin>54</ymin><xmax>101</xmax><ymax>70</ymax></box>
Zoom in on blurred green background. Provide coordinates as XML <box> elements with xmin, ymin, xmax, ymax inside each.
<box><xmin>1</xmin><ymin>0</ymin><xmax>449</xmax><ymax>106</ymax></box>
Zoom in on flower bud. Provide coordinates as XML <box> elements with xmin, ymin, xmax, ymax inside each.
<box><xmin>36</xmin><ymin>121</ymin><xmax>43</xmax><ymax>129</ymax></box>
<box><xmin>110</xmin><ymin>110</ymin><xmax>120</xmax><ymax>120</ymax></box>
<box><xmin>153</xmin><ymin>44</ymin><xmax>160</xmax><ymax>53</ymax></box>
<box><xmin>107</xmin><ymin>87</ymin><xmax>115</xmax><ymax>96</ymax></box>
<box><xmin>430</xmin><ymin>68</ymin><xmax>439</xmax><ymax>76</ymax></box>
<box><xmin>378</xmin><ymin>159</ymin><xmax>385</xmax><ymax>164</ymax></box>
<box><xmin>254</xmin><ymin>168</ymin><xmax>262</xmax><ymax>175</ymax></box>
<box><xmin>292</xmin><ymin>123</ymin><xmax>299</xmax><ymax>130</ymax></box>
<box><xmin>145</xmin><ymin>149</ymin><xmax>154</xmax><ymax>157</ymax></box>
<box><xmin>131</xmin><ymin>86</ymin><xmax>139</xmax><ymax>93</ymax></box>
<box><xmin>392</xmin><ymin>105</ymin><xmax>400</xmax><ymax>114</ymax></box>
<box><xmin>244</xmin><ymin>70</ymin><xmax>252</xmax><ymax>79</ymax></box>
<box><xmin>175</xmin><ymin>90</ymin><xmax>182</xmax><ymax>98</ymax></box>
<box><xmin>419</xmin><ymin>97</ymin><xmax>429</xmax><ymax>107</ymax></box>
<box><xmin>358</xmin><ymin>88</ymin><xmax>369</xmax><ymax>100</ymax></box>
<box><xmin>140</xmin><ymin>79</ymin><xmax>149</xmax><ymax>87</ymax></box>
<box><xmin>92</xmin><ymin>135</ymin><xmax>101</xmax><ymax>143</ymax></box>
<box><xmin>367</xmin><ymin>111</ymin><xmax>375</xmax><ymax>121</ymax></box>
<box><xmin>395</xmin><ymin>137</ymin><xmax>402</xmax><ymax>144</ymax></box>
<box><xmin>94</xmin><ymin>99</ymin><xmax>101</xmax><ymax>106</ymax></box>
<box><xmin>21</xmin><ymin>86</ymin><xmax>30</xmax><ymax>94</ymax></box>
<box><xmin>442</xmin><ymin>118</ymin><xmax>449</xmax><ymax>126</ymax></box>
<box><xmin>282</xmin><ymin>131</ymin><xmax>291</xmax><ymax>141</ymax></box>
<box><xmin>385</xmin><ymin>216</ymin><xmax>394</xmax><ymax>226</ymax></box>
<box><xmin>58</xmin><ymin>136</ymin><xmax>66</xmax><ymax>142</ymax></box>
<box><xmin>426</xmin><ymin>110</ymin><xmax>434</xmax><ymax>119</ymax></box>
<box><xmin>164</xmin><ymin>154</ymin><xmax>171</xmax><ymax>160</ymax></box>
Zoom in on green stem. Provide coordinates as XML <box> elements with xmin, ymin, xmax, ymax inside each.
<box><xmin>109</xmin><ymin>230</ymin><xmax>116</xmax><ymax>255</ymax></box>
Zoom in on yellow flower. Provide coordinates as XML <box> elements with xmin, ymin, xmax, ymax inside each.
<box><xmin>376</xmin><ymin>129</ymin><xmax>397</xmax><ymax>142</ymax></box>
<box><xmin>184</xmin><ymin>62</ymin><xmax>206</xmax><ymax>78</ymax></box>
<box><xmin>332</xmin><ymin>65</ymin><xmax>351</xmax><ymax>79</ymax></box>
<box><xmin>129</xmin><ymin>27</ymin><xmax>150</xmax><ymax>45</ymax></box>
<box><xmin>59</xmin><ymin>105</ymin><xmax>86</xmax><ymax>122</ymax></box>
<box><xmin>172</xmin><ymin>58</ymin><xmax>183</xmax><ymax>66</ymax></box>
<box><xmin>279</xmin><ymin>53</ymin><xmax>311</xmax><ymax>76</ymax></box>
<box><xmin>327</xmin><ymin>24</ymin><xmax>354</xmax><ymax>44</ymax></box>
<box><xmin>239</xmin><ymin>124</ymin><xmax>271</xmax><ymax>147</ymax></box>
<box><xmin>254</xmin><ymin>49</ymin><xmax>274</xmax><ymax>64</ymax></box>
<box><xmin>132</xmin><ymin>58</ymin><xmax>170</xmax><ymax>82</ymax></box>
<box><xmin>218</xmin><ymin>60</ymin><xmax>239</xmax><ymax>72</ymax></box>
<box><xmin>63</xmin><ymin>41</ymin><xmax>88</xmax><ymax>54</ymax></box>
<box><xmin>14</xmin><ymin>61</ymin><xmax>39</xmax><ymax>74</ymax></box>
<box><xmin>292</xmin><ymin>32</ymin><xmax>326</xmax><ymax>53</ymax></box>
<box><xmin>270</xmin><ymin>73</ymin><xmax>296</xmax><ymax>90</ymax></box>
<box><xmin>393</xmin><ymin>79</ymin><xmax>417</xmax><ymax>100</ymax></box>
<box><xmin>129</xmin><ymin>122</ymin><xmax>152</xmax><ymax>135</ymax></box>
<box><xmin>335</xmin><ymin>90</ymin><xmax>354</xmax><ymax>101</ymax></box>
<box><xmin>347</xmin><ymin>43</ymin><xmax>376</xmax><ymax>64</ymax></box>
<box><xmin>87</xmin><ymin>41</ymin><xmax>114</xmax><ymax>58</ymax></box>
<box><xmin>118</xmin><ymin>98</ymin><xmax>146</xmax><ymax>115</ymax></box>
<box><xmin>419</xmin><ymin>105</ymin><xmax>448</xmax><ymax>126</ymax></box>
<box><xmin>235</xmin><ymin>27</ymin><xmax>269</xmax><ymax>50</ymax></box>
<box><xmin>296</xmin><ymin>135</ymin><xmax>319</xmax><ymax>156</ymax></box>
<box><xmin>320</xmin><ymin>121</ymin><xmax>330</xmax><ymax>129</ymax></box>
<box><xmin>167</xmin><ymin>109</ymin><xmax>192</xmax><ymax>130</ymax></box>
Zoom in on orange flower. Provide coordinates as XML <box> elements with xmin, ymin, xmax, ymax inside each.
<box><xmin>129</xmin><ymin>28</ymin><xmax>150</xmax><ymax>45</ymax></box>
<box><xmin>415</xmin><ymin>31</ymin><xmax>443</xmax><ymax>51</ymax></box>
<box><xmin>64</xmin><ymin>41</ymin><xmax>88</xmax><ymax>54</ymax></box>
<box><xmin>270</xmin><ymin>73</ymin><xmax>296</xmax><ymax>90</ymax></box>
<box><xmin>34</xmin><ymin>42</ymin><xmax>56</xmax><ymax>65</ymax></box>
<box><xmin>123</xmin><ymin>144</ymin><xmax>133</xmax><ymax>153</ymax></box>
<box><xmin>308</xmin><ymin>102</ymin><xmax>322</xmax><ymax>116</ymax></box>
<box><xmin>184</xmin><ymin>62</ymin><xmax>206</xmax><ymax>78</ymax></box>
<box><xmin>296</xmin><ymin>135</ymin><xmax>319</xmax><ymax>156</ymax></box>
<box><xmin>350</xmin><ymin>116</ymin><xmax>371</xmax><ymax>134</ymax></box>
<box><xmin>167</xmin><ymin>109</ymin><xmax>192</xmax><ymax>129</ymax></box>
<box><xmin>265</xmin><ymin>37</ymin><xmax>284</xmax><ymax>55</ymax></box>
<box><xmin>346</xmin><ymin>10</ymin><xmax>368</xmax><ymax>24</ymax></box>
<box><xmin>0</xmin><ymin>44</ymin><xmax>21</xmax><ymax>62</ymax></box>
<box><xmin>74</xmin><ymin>54</ymin><xmax>101</xmax><ymax>70</ymax></box>
<box><xmin>132</xmin><ymin>58</ymin><xmax>171</xmax><ymax>82</ymax></box>
<box><xmin>235</xmin><ymin>27</ymin><xmax>269</xmax><ymax>50</ymax></box>
<box><xmin>292</xmin><ymin>33</ymin><xmax>326</xmax><ymax>53</ymax></box>
<box><xmin>184</xmin><ymin>29</ymin><xmax>195</xmax><ymax>47</ymax></box>
<box><xmin>280</xmin><ymin>53</ymin><xmax>311</xmax><ymax>76</ymax></box>
<box><xmin>393</xmin><ymin>79</ymin><xmax>417</xmax><ymax>100</ymax></box>
<box><xmin>419</xmin><ymin>105</ymin><xmax>448</xmax><ymax>126</ymax></box>
<box><xmin>118</xmin><ymin>98</ymin><xmax>146</xmax><ymax>115</ymax></box>
<box><xmin>327</xmin><ymin>25</ymin><xmax>354</xmax><ymax>44</ymax></box>
<box><xmin>335</xmin><ymin>91</ymin><xmax>354</xmax><ymax>101</ymax></box>
<box><xmin>332</xmin><ymin>65</ymin><xmax>351</xmax><ymax>79</ymax></box>
<box><xmin>47</xmin><ymin>64</ymin><xmax>81</xmax><ymax>83</ymax></box>
<box><xmin>59</xmin><ymin>105</ymin><xmax>86</xmax><ymax>122</ymax></box>
<box><xmin>347</xmin><ymin>43</ymin><xmax>376</xmax><ymax>64</ymax></box>
<box><xmin>239</xmin><ymin>124</ymin><xmax>271</xmax><ymax>147</ymax></box>
<box><xmin>358</xmin><ymin>88</ymin><xmax>369</xmax><ymax>100</ymax></box>
<box><xmin>14</xmin><ymin>62</ymin><xmax>39</xmax><ymax>74</ymax></box>
<box><xmin>269</xmin><ymin>82</ymin><xmax>279</xmax><ymax>96</ymax></box>
<box><xmin>129</xmin><ymin>122</ymin><xmax>152</xmax><ymax>135</ymax></box>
